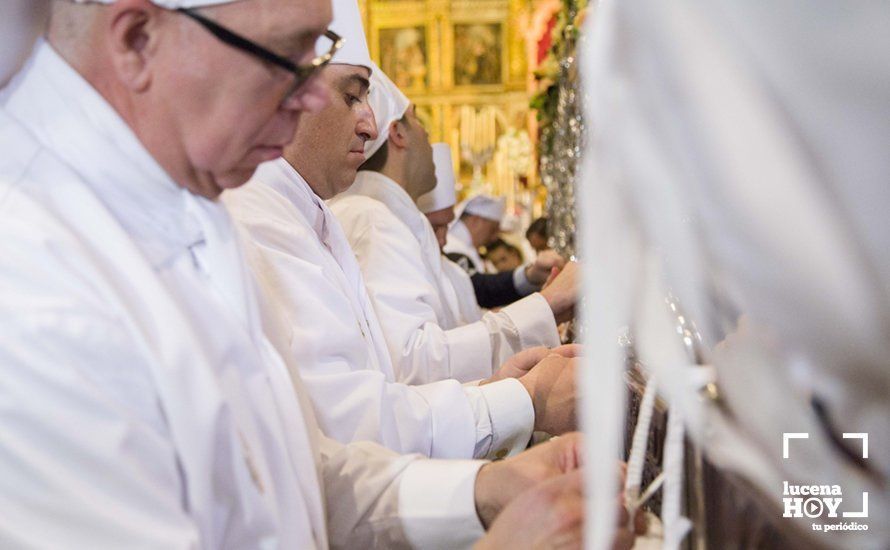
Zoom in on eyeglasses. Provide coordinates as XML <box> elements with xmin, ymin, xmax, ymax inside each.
<box><xmin>177</xmin><ymin>8</ymin><xmax>344</xmax><ymax>99</ymax></box>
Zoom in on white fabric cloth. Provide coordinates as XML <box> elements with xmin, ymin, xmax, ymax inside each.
<box><xmin>581</xmin><ymin>0</ymin><xmax>890</xmax><ymax>547</ymax></box>
<box><xmin>441</xmin><ymin>256</ymin><xmax>484</xmax><ymax>324</ymax></box>
<box><xmin>321</xmin><ymin>0</ymin><xmax>372</xmax><ymax>71</ymax></box>
<box><xmin>454</xmin><ymin>194</ymin><xmax>506</xmax><ymax>222</ymax></box>
<box><xmin>0</xmin><ymin>0</ymin><xmax>49</xmax><ymax>87</ymax></box>
<box><xmin>0</xmin><ymin>40</ymin><xmax>487</xmax><ymax>549</ymax></box>
<box><xmin>224</xmin><ymin>159</ymin><xmax>534</xmax><ymax>460</ymax></box>
<box><xmin>417</xmin><ymin>143</ymin><xmax>458</xmax><ymax>213</ymax></box>
<box><xmin>365</xmin><ymin>63</ymin><xmax>411</xmax><ymax>158</ymax></box>
<box><xmin>329</xmin><ymin>171</ymin><xmax>560</xmax><ymax>384</ymax></box>
<box><xmin>445</xmin><ymin>219</ymin><xmax>486</xmax><ymax>274</ymax></box>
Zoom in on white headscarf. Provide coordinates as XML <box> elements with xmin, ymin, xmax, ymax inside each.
<box><xmin>365</xmin><ymin>63</ymin><xmax>410</xmax><ymax>158</ymax></box>
<box><xmin>416</xmin><ymin>143</ymin><xmax>457</xmax><ymax>213</ymax></box>
<box><xmin>1</xmin><ymin>0</ymin><xmax>244</xmax><ymax>88</ymax></box>
<box><xmin>321</xmin><ymin>0</ymin><xmax>372</xmax><ymax>72</ymax></box>
<box><xmin>453</xmin><ymin>194</ymin><xmax>505</xmax><ymax>222</ymax></box>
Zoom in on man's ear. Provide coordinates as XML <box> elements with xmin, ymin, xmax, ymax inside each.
<box><xmin>106</xmin><ymin>0</ymin><xmax>163</xmax><ymax>92</ymax></box>
<box><xmin>387</xmin><ymin>119</ymin><xmax>409</xmax><ymax>150</ymax></box>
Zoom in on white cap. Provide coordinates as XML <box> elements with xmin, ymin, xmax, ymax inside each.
<box><xmin>321</xmin><ymin>0</ymin><xmax>372</xmax><ymax>71</ymax></box>
<box><xmin>455</xmin><ymin>194</ymin><xmax>506</xmax><ymax>222</ymax></box>
<box><xmin>1</xmin><ymin>0</ymin><xmax>243</xmax><ymax>89</ymax></box>
<box><xmin>365</xmin><ymin>62</ymin><xmax>411</xmax><ymax>158</ymax></box>
<box><xmin>417</xmin><ymin>143</ymin><xmax>458</xmax><ymax>213</ymax></box>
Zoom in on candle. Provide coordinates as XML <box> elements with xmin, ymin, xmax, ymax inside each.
<box><xmin>468</xmin><ymin>109</ymin><xmax>476</xmax><ymax>153</ymax></box>
<box><xmin>460</xmin><ymin>108</ymin><xmax>467</xmax><ymax>149</ymax></box>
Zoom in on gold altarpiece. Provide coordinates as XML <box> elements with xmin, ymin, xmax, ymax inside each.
<box><xmin>359</xmin><ymin>0</ymin><xmax>552</xmax><ymax>217</ymax></box>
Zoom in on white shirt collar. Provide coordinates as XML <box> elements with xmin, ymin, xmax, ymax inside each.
<box><xmin>252</xmin><ymin>158</ymin><xmax>333</xmax><ymax>241</ymax></box>
<box><xmin>3</xmin><ymin>40</ymin><xmax>204</xmax><ymax>269</ymax></box>
<box><xmin>337</xmin><ymin>170</ymin><xmax>428</xmax><ymax>237</ymax></box>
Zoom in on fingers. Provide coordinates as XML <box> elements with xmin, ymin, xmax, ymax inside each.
<box><xmin>492</xmin><ymin>347</ymin><xmax>555</xmax><ymax>383</ymax></box>
<box><xmin>539</xmin><ymin>468</ymin><xmax>585</xmax><ymax>499</ymax></box>
<box><xmin>548</xmin><ymin>529</ymin><xmax>584</xmax><ymax>550</ymax></box>
<box><xmin>535</xmin><ymin>250</ymin><xmax>565</xmax><ymax>269</ymax></box>
<box><xmin>540</xmin><ymin>474</ymin><xmax>585</xmax><ymax>550</ymax></box>
<box><xmin>616</xmin><ymin>462</ymin><xmax>627</xmax><ymax>488</ymax></box>
<box><xmin>550</xmin><ymin>343</ymin><xmax>583</xmax><ymax>358</ymax></box>
<box><xmin>611</xmin><ymin>528</ymin><xmax>636</xmax><ymax>550</ymax></box>
<box><xmin>542</xmin><ymin>265</ymin><xmax>560</xmax><ymax>289</ymax></box>
<box><xmin>634</xmin><ymin>508</ymin><xmax>648</xmax><ymax>535</ymax></box>
<box><xmin>522</xmin><ymin>346</ymin><xmax>555</xmax><ymax>365</ymax></box>
<box><xmin>551</xmin><ymin>432</ymin><xmax>584</xmax><ymax>470</ymax></box>
<box><xmin>614</xmin><ymin>498</ymin><xmax>630</xmax><ymax>526</ymax></box>
<box><xmin>611</xmin><ymin>499</ymin><xmax>646</xmax><ymax>550</ymax></box>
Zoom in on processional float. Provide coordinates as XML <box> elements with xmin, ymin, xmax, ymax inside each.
<box><xmin>567</xmin><ymin>0</ymin><xmax>890</xmax><ymax>548</ymax></box>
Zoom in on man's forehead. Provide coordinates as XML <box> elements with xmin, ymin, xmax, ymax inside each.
<box><xmin>329</xmin><ymin>64</ymin><xmax>371</xmax><ymax>89</ymax></box>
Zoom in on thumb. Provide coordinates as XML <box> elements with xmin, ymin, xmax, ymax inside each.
<box><xmin>524</xmin><ymin>346</ymin><xmax>553</xmax><ymax>365</ymax></box>
<box><xmin>550</xmin><ymin>344</ymin><xmax>583</xmax><ymax>358</ymax></box>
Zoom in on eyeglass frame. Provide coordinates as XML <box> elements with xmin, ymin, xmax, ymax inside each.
<box><xmin>177</xmin><ymin>8</ymin><xmax>344</xmax><ymax>98</ymax></box>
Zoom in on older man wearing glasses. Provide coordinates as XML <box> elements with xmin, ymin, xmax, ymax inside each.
<box><xmin>0</xmin><ymin>0</ymin><xmax>615</xmax><ymax>549</ymax></box>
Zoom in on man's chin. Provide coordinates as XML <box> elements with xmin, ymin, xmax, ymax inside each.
<box><xmin>331</xmin><ymin>168</ymin><xmax>360</xmax><ymax>197</ymax></box>
<box><xmin>215</xmin><ymin>166</ymin><xmax>263</xmax><ymax>194</ymax></box>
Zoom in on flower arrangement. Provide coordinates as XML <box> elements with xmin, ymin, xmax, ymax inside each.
<box><xmin>496</xmin><ymin>128</ymin><xmax>534</xmax><ymax>177</ymax></box>
<box><xmin>529</xmin><ymin>0</ymin><xmax>588</xmax><ymax>130</ymax></box>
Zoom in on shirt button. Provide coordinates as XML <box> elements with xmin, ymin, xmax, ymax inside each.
<box><xmin>495</xmin><ymin>449</ymin><xmax>509</xmax><ymax>459</ymax></box>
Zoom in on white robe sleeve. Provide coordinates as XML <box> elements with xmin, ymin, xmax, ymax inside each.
<box><xmin>337</xmin><ymin>203</ymin><xmax>560</xmax><ymax>385</ymax></box>
<box><xmin>232</xmin><ymin>197</ymin><xmax>532</xmax><ymax>459</ymax></box>
<box><xmin>0</xmin><ymin>308</ymin><xmax>200</xmax><ymax>548</ymax></box>
<box><xmin>319</xmin><ymin>437</ymin><xmax>487</xmax><ymax>549</ymax></box>
<box><xmin>0</xmin><ymin>288</ymin><xmax>491</xmax><ymax>550</ymax></box>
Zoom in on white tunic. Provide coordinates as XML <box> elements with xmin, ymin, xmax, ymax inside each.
<box><xmin>441</xmin><ymin>255</ymin><xmax>484</xmax><ymax>324</ymax></box>
<box><xmin>224</xmin><ymin>159</ymin><xmax>534</xmax><ymax>459</ymax></box>
<box><xmin>0</xmin><ymin>41</ymin><xmax>485</xmax><ymax>549</ymax></box>
<box><xmin>329</xmin><ymin>171</ymin><xmax>560</xmax><ymax>384</ymax></box>
<box><xmin>445</xmin><ymin>219</ymin><xmax>487</xmax><ymax>275</ymax></box>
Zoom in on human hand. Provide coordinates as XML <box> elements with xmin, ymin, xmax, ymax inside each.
<box><xmin>486</xmin><ymin>344</ymin><xmax>583</xmax><ymax>384</ymax></box>
<box><xmin>474</xmin><ymin>433</ymin><xmax>583</xmax><ymax>529</ymax></box>
<box><xmin>613</xmin><ymin>497</ymin><xmax>648</xmax><ymax>550</ymax></box>
<box><xmin>526</xmin><ymin>250</ymin><xmax>567</xmax><ymax>286</ymax></box>
<box><xmin>474</xmin><ymin>441</ymin><xmax>646</xmax><ymax>549</ymax></box>
<box><xmin>475</xmin><ymin>470</ymin><xmax>584</xmax><ymax>550</ymax></box>
<box><xmin>539</xmin><ymin>261</ymin><xmax>578</xmax><ymax>324</ymax></box>
<box><xmin>519</xmin><ymin>356</ymin><xmax>578</xmax><ymax>434</ymax></box>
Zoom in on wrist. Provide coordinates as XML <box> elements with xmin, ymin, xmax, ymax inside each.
<box><xmin>474</xmin><ymin>462</ymin><xmax>507</xmax><ymax>529</ymax></box>
<box><xmin>540</xmin><ymin>287</ymin><xmax>559</xmax><ymax>317</ymax></box>
<box><xmin>518</xmin><ymin>375</ymin><xmax>541</xmax><ymax>432</ymax></box>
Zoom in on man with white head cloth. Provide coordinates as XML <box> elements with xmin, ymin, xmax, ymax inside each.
<box><xmin>225</xmin><ymin>0</ymin><xmax>578</xmax><ymax>462</ymax></box>
<box><xmin>421</xmin><ymin>145</ymin><xmax>569</xmax><ymax>311</ymax></box>
<box><xmin>0</xmin><ymin>0</ymin><xmax>596</xmax><ymax>548</ymax></box>
<box><xmin>446</xmin><ymin>194</ymin><xmax>505</xmax><ymax>275</ymax></box>
<box><xmin>418</xmin><ymin>144</ymin><xmax>485</xmax><ymax>323</ymax></box>
<box><xmin>330</xmin><ymin>67</ymin><xmax>578</xmax><ymax>385</ymax></box>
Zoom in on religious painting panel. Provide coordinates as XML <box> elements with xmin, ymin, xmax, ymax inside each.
<box><xmin>453</xmin><ymin>23</ymin><xmax>503</xmax><ymax>86</ymax></box>
<box><xmin>378</xmin><ymin>26</ymin><xmax>429</xmax><ymax>91</ymax></box>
